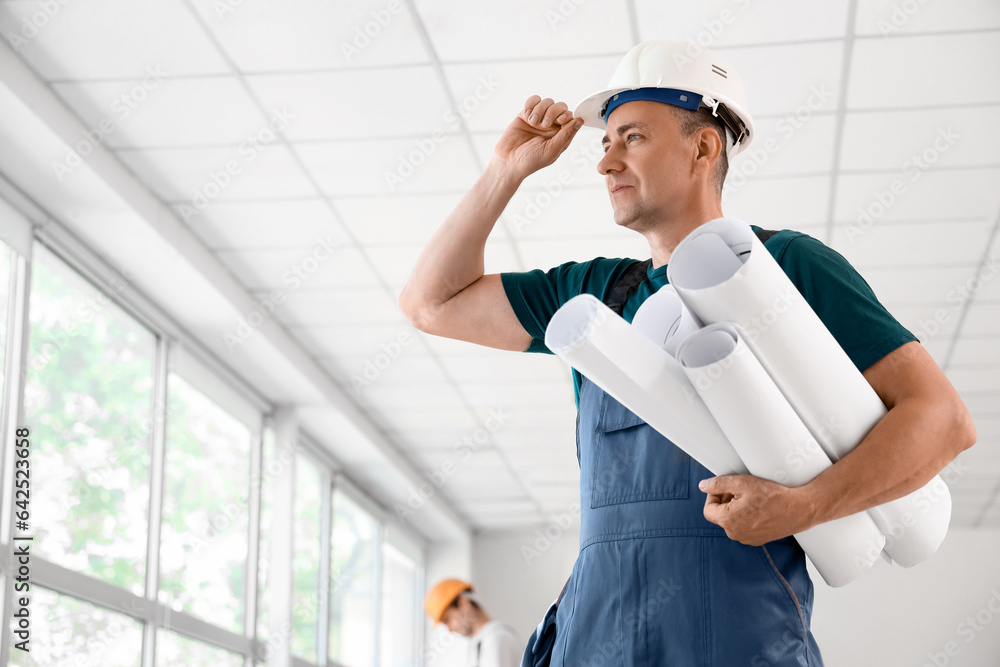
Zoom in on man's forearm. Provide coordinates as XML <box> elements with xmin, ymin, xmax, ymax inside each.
<box><xmin>796</xmin><ymin>392</ymin><xmax>974</xmax><ymax>528</ymax></box>
<box><xmin>398</xmin><ymin>159</ymin><xmax>523</xmax><ymax>316</ymax></box>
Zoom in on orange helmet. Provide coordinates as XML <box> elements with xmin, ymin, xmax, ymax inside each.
<box><xmin>423</xmin><ymin>578</ymin><xmax>472</xmax><ymax>624</ymax></box>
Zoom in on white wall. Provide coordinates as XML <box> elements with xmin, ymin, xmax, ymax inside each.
<box><xmin>464</xmin><ymin>526</ymin><xmax>1000</xmax><ymax>666</ymax></box>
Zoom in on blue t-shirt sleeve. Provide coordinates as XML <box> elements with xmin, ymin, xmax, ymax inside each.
<box><xmin>775</xmin><ymin>233</ymin><xmax>918</xmax><ymax>373</ymax></box>
<box><xmin>500</xmin><ymin>258</ymin><xmax>633</xmax><ymax>354</ymax></box>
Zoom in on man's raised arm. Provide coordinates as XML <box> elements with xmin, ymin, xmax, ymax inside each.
<box><xmin>398</xmin><ymin>96</ymin><xmax>585</xmax><ymax>351</ymax></box>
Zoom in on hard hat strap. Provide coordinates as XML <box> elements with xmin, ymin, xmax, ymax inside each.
<box><xmin>600</xmin><ymin>87</ymin><xmax>702</xmax><ymax>121</ymax></box>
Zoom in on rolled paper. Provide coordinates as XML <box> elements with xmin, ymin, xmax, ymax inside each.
<box><xmin>668</xmin><ymin>216</ymin><xmax>951</xmax><ymax>567</ymax></box>
<box><xmin>676</xmin><ymin>323</ymin><xmax>886</xmax><ymax>587</ymax></box>
<box><xmin>544</xmin><ymin>294</ymin><xmax>747</xmax><ymax>476</ymax></box>
<box><xmin>631</xmin><ymin>284</ymin><xmax>703</xmax><ymax>357</ymax></box>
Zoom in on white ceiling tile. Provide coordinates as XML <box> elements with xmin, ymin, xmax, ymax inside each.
<box><xmin>830</xmin><ymin>220</ymin><xmax>993</xmax><ymax>268</ymax></box>
<box><xmin>363</xmin><ymin>381</ymin><xmax>466</xmax><ymax>412</ymax></box>
<box><xmin>962</xmin><ymin>303</ymin><xmax>1000</xmax><ymax>336</ymax></box>
<box><xmin>414</xmin><ymin>0</ymin><xmax>632</xmax><ymax>61</ymax></box>
<box><xmin>730</xmin><ymin>112</ymin><xmax>837</xmax><ymax>179</ymax></box>
<box><xmin>365</xmin><ymin>241</ymin><xmax>521</xmax><ymax>291</ymax></box>
<box><xmin>183</xmin><ymin>199</ymin><xmax>350</xmax><ymax>250</ymax></box>
<box><xmin>879</xmin><ymin>305</ymin><xmax>961</xmax><ymax>342</ymax></box>
<box><xmin>289</xmin><ymin>321</ymin><xmax>419</xmax><ymax>361</ymax></box>
<box><xmin>268</xmin><ymin>287</ymin><xmax>403</xmax><ymax>327</ymax></box>
<box><xmin>855</xmin><ymin>0</ymin><xmax>1000</xmax><ymax>36</ymax></box>
<box><xmin>834</xmin><ymin>169</ymin><xmax>1000</xmax><ymax>223</ymax></box>
<box><xmin>721</xmin><ymin>175</ymin><xmax>831</xmax><ymax>231</ymax></box>
<box><xmin>459</xmin><ymin>381</ymin><xmax>569</xmax><ymax>408</ymax></box>
<box><xmin>972</xmin><ymin>417</ymin><xmax>1000</xmax><ymax>439</ymax></box>
<box><xmin>861</xmin><ymin>266</ymin><xmax>978</xmax><ymax>305</ymax></box>
<box><xmin>840</xmin><ymin>107</ymin><xmax>1000</xmax><ymax>172</ymax></box>
<box><xmin>52</xmin><ymin>77</ymin><xmax>272</xmax><ymax>149</ymax></box>
<box><xmin>116</xmin><ymin>144</ymin><xmax>316</xmax><ymax>203</ymax></box>
<box><xmin>376</xmin><ymin>406</ymin><xmax>481</xmax><ymax>433</ymax></box>
<box><xmin>320</xmin><ymin>352</ymin><xmax>451</xmax><ymax>390</ymax></box>
<box><xmin>947</xmin><ymin>367</ymin><xmax>1000</xmax><ymax>394</ymax></box>
<box><xmin>420</xmin><ymin>333</ymin><xmax>516</xmax><ymax>358</ymax></box>
<box><xmin>949</xmin><ymin>337</ymin><xmax>1000</xmax><ymax>367</ymax></box>
<box><xmin>247</xmin><ymin>68</ymin><xmax>454</xmax><ymax>141</ymax></box>
<box><xmin>188</xmin><ymin>0</ymin><xmax>431</xmax><ymax>71</ymax></box>
<box><xmin>919</xmin><ymin>339</ymin><xmax>951</xmax><ymax>367</ymax></box>
<box><xmin>213</xmin><ymin>245</ymin><xmax>381</xmax><ymax>291</ymax></box>
<box><xmin>961</xmin><ymin>393</ymin><xmax>1000</xmax><ymax>415</ymax></box>
<box><xmin>516</xmin><ymin>236</ymin><xmax>648</xmax><ymax>270</ymax></box>
<box><xmin>442</xmin><ymin>56</ymin><xmax>623</xmax><ymax>134</ymax></box>
<box><xmin>440</xmin><ymin>352</ymin><xmax>565</xmax><ymax>384</ymax></box>
<box><xmin>336</xmin><ymin>193</ymin><xmax>462</xmax><ymax>245</ymax></box>
<box><xmin>295</xmin><ymin>137</ymin><xmax>480</xmax><ymax>197</ymax></box>
<box><xmin>715</xmin><ymin>41</ymin><xmax>844</xmax><ymax>117</ymax></box>
<box><xmin>847</xmin><ymin>33</ymin><xmax>1000</xmax><ymax>109</ymax></box>
<box><xmin>637</xmin><ymin>0</ymin><xmax>850</xmax><ymax>45</ymax></box>
<box><xmin>0</xmin><ymin>0</ymin><xmax>229</xmax><ymax>79</ymax></box>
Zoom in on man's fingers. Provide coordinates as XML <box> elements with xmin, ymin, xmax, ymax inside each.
<box><xmin>541</xmin><ymin>101</ymin><xmax>569</xmax><ymax>127</ymax></box>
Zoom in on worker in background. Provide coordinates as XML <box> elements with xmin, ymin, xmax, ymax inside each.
<box><xmin>424</xmin><ymin>578</ymin><xmax>521</xmax><ymax>667</ymax></box>
<box><xmin>401</xmin><ymin>41</ymin><xmax>975</xmax><ymax>665</ymax></box>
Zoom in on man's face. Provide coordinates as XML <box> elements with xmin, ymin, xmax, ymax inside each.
<box><xmin>440</xmin><ymin>598</ymin><xmax>473</xmax><ymax>636</ymax></box>
<box><xmin>597</xmin><ymin>100</ymin><xmax>697</xmax><ymax>232</ymax></box>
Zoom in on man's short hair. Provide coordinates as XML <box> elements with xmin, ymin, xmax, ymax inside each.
<box><xmin>668</xmin><ymin>105</ymin><xmax>730</xmax><ymax>194</ymax></box>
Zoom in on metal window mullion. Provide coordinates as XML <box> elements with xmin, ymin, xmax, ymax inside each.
<box><xmin>269</xmin><ymin>407</ymin><xmax>297</xmax><ymax>667</ymax></box>
<box><xmin>244</xmin><ymin>421</ymin><xmax>263</xmax><ymax>667</ymax></box>
<box><xmin>141</xmin><ymin>336</ymin><xmax>170</xmax><ymax>667</ymax></box>
<box><xmin>316</xmin><ymin>471</ymin><xmax>332</xmax><ymax>666</ymax></box>
<box><xmin>371</xmin><ymin>521</ymin><xmax>383</xmax><ymax>667</ymax></box>
<box><xmin>0</xmin><ymin>250</ymin><xmax>32</xmax><ymax>667</ymax></box>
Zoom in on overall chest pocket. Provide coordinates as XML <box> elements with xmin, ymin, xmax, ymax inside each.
<box><xmin>590</xmin><ymin>391</ymin><xmax>691</xmax><ymax>509</ymax></box>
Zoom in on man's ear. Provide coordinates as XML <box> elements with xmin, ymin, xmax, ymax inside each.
<box><xmin>692</xmin><ymin>125</ymin><xmax>723</xmax><ymax>176</ymax></box>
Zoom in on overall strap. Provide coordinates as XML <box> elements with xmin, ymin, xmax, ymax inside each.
<box><xmin>604</xmin><ymin>259</ymin><xmax>652</xmax><ymax>315</ymax></box>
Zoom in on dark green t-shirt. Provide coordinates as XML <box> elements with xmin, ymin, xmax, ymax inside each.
<box><xmin>500</xmin><ymin>226</ymin><xmax>918</xmax><ymax>407</ymax></box>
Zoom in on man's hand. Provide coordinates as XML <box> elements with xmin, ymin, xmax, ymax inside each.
<box><xmin>492</xmin><ymin>95</ymin><xmax>585</xmax><ymax>180</ymax></box>
<box><xmin>699</xmin><ymin>475</ymin><xmax>816</xmax><ymax>547</ymax></box>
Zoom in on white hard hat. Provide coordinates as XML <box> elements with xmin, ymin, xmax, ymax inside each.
<box><xmin>575</xmin><ymin>40</ymin><xmax>754</xmax><ymax>157</ymax></box>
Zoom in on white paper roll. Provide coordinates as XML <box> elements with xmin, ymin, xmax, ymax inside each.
<box><xmin>631</xmin><ymin>285</ymin><xmax>703</xmax><ymax>357</ymax></box>
<box><xmin>544</xmin><ymin>294</ymin><xmax>748</xmax><ymax>476</ymax></box>
<box><xmin>676</xmin><ymin>323</ymin><xmax>886</xmax><ymax>587</ymax></box>
<box><xmin>668</xmin><ymin>217</ymin><xmax>951</xmax><ymax>567</ymax></box>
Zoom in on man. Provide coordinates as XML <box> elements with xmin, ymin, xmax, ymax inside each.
<box><xmin>424</xmin><ymin>578</ymin><xmax>521</xmax><ymax>667</ymax></box>
<box><xmin>400</xmin><ymin>41</ymin><xmax>975</xmax><ymax>665</ymax></box>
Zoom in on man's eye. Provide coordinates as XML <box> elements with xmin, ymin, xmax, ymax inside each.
<box><xmin>628</xmin><ymin>133</ymin><xmax>642</xmax><ymax>142</ymax></box>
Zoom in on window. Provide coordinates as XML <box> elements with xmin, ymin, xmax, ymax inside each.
<box><xmin>380</xmin><ymin>543</ymin><xmax>422</xmax><ymax>667</ymax></box>
<box><xmin>330</xmin><ymin>489</ymin><xmax>380</xmax><ymax>667</ymax></box>
<box><xmin>292</xmin><ymin>453</ymin><xmax>324</xmax><ymax>661</ymax></box>
<box><xmin>7</xmin><ymin>587</ymin><xmax>143</xmax><ymax>666</ymax></box>
<box><xmin>155</xmin><ymin>629</ymin><xmax>243</xmax><ymax>666</ymax></box>
<box><xmin>24</xmin><ymin>244</ymin><xmax>154</xmax><ymax>593</ymax></box>
<box><xmin>159</xmin><ymin>372</ymin><xmax>251</xmax><ymax>633</ymax></box>
<box><xmin>0</xmin><ymin>242</ymin><xmax>11</xmax><ymax>405</ymax></box>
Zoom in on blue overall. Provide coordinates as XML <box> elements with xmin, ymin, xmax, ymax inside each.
<box><xmin>545</xmin><ymin>376</ymin><xmax>824</xmax><ymax>666</ymax></box>
<box><xmin>532</xmin><ymin>250</ymin><xmax>825</xmax><ymax>667</ymax></box>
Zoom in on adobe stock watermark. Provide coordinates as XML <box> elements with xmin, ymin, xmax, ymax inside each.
<box><xmin>339</xmin><ymin>0</ymin><xmax>404</xmax><ymax>62</ymax></box>
<box><xmin>224</xmin><ymin>234</ymin><xmax>341</xmax><ymax>351</ymax></box>
<box><xmin>384</xmin><ymin>76</ymin><xmax>501</xmax><ymax>191</ymax></box>
<box><xmin>51</xmin><ymin>66</ymin><xmax>167</xmax><ymax>181</ymax></box>
<box><xmin>178</xmin><ymin>108</ymin><xmax>294</xmax><ymax>221</ymax></box>
<box><xmin>723</xmin><ymin>84</ymin><xmax>832</xmax><ymax>203</ymax></box>
<box><xmin>521</xmin><ymin>502</ymin><xmax>580</xmax><ymax>564</ymax></box>
<box><xmin>845</xmin><ymin>126</ymin><xmax>959</xmax><ymax>242</ymax></box>
<box><xmin>393</xmin><ymin>408</ymin><xmax>508</xmax><ymax>523</ymax></box>
<box><xmin>674</xmin><ymin>0</ymin><xmax>755</xmax><ymax>72</ymax></box>
<box><xmin>877</xmin><ymin>0</ymin><xmax>932</xmax><ymax>36</ymax></box>
<box><xmin>350</xmin><ymin>330</ymin><xmax>414</xmax><ymax>393</ymax></box>
<box><xmin>921</xmin><ymin>588</ymin><xmax>1000</xmax><ymax>667</ymax></box>
<box><xmin>545</xmin><ymin>0</ymin><xmax>589</xmax><ymax>29</ymax></box>
<box><xmin>911</xmin><ymin>256</ymin><xmax>999</xmax><ymax>343</ymax></box>
<box><xmin>4</xmin><ymin>0</ymin><xmax>72</xmax><ymax>49</ymax></box>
